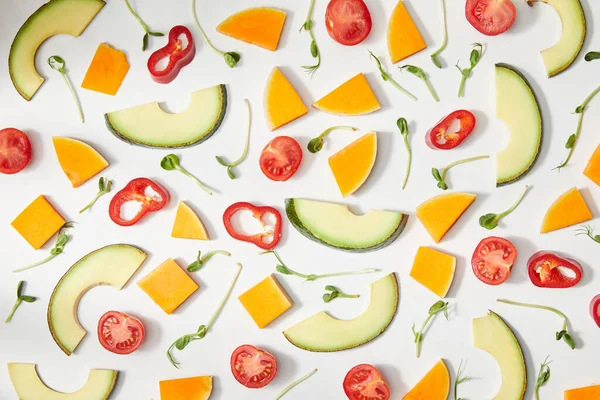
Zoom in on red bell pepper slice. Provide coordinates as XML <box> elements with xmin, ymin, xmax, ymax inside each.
<box><xmin>426</xmin><ymin>110</ymin><xmax>476</xmax><ymax>150</ymax></box>
<box><xmin>527</xmin><ymin>251</ymin><xmax>582</xmax><ymax>288</ymax></box>
<box><xmin>223</xmin><ymin>202</ymin><xmax>282</xmax><ymax>250</ymax></box>
<box><xmin>147</xmin><ymin>25</ymin><xmax>195</xmax><ymax>84</ymax></box>
<box><xmin>590</xmin><ymin>294</ymin><xmax>600</xmax><ymax>328</ymax></box>
<box><xmin>109</xmin><ymin>178</ymin><xmax>170</xmax><ymax>226</ymax></box>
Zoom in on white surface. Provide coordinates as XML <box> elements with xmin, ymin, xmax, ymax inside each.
<box><xmin>1</xmin><ymin>0</ymin><xmax>600</xmax><ymax>399</ymax></box>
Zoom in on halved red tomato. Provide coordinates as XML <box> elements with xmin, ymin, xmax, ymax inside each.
<box><xmin>230</xmin><ymin>344</ymin><xmax>277</xmax><ymax>388</ymax></box>
<box><xmin>259</xmin><ymin>136</ymin><xmax>302</xmax><ymax>181</ymax></box>
<box><xmin>426</xmin><ymin>110</ymin><xmax>476</xmax><ymax>150</ymax></box>
<box><xmin>343</xmin><ymin>364</ymin><xmax>390</xmax><ymax>400</ymax></box>
<box><xmin>97</xmin><ymin>311</ymin><xmax>145</xmax><ymax>355</ymax></box>
<box><xmin>0</xmin><ymin>128</ymin><xmax>32</xmax><ymax>174</ymax></box>
<box><xmin>472</xmin><ymin>237</ymin><xmax>517</xmax><ymax>285</ymax></box>
<box><xmin>325</xmin><ymin>0</ymin><xmax>373</xmax><ymax>46</ymax></box>
<box><xmin>465</xmin><ymin>0</ymin><xmax>516</xmax><ymax>36</ymax></box>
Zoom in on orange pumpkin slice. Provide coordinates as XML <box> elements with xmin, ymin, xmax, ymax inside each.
<box><xmin>171</xmin><ymin>201</ymin><xmax>210</xmax><ymax>240</ymax></box>
<box><xmin>313</xmin><ymin>73</ymin><xmax>380</xmax><ymax>116</ymax></box>
<box><xmin>541</xmin><ymin>187</ymin><xmax>592</xmax><ymax>233</ymax></box>
<box><xmin>328</xmin><ymin>132</ymin><xmax>377</xmax><ymax>197</ymax></box>
<box><xmin>52</xmin><ymin>137</ymin><xmax>108</xmax><ymax>188</ymax></box>
<box><xmin>388</xmin><ymin>1</ymin><xmax>427</xmax><ymax>63</ymax></box>
<box><xmin>81</xmin><ymin>43</ymin><xmax>129</xmax><ymax>96</ymax></box>
<box><xmin>403</xmin><ymin>360</ymin><xmax>450</xmax><ymax>400</ymax></box>
<box><xmin>583</xmin><ymin>144</ymin><xmax>600</xmax><ymax>187</ymax></box>
<box><xmin>264</xmin><ymin>67</ymin><xmax>308</xmax><ymax>131</ymax></box>
<box><xmin>217</xmin><ymin>8</ymin><xmax>286</xmax><ymax>51</ymax></box>
<box><xmin>416</xmin><ymin>193</ymin><xmax>476</xmax><ymax>243</ymax></box>
<box><xmin>565</xmin><ymin>384</ymin><xmax>600</xmax><ymax>400</ymax></box>
<box><xmin>159</xmin><ymin>375</ymin><xmax>213</xmax><ymax>400</ymax></box>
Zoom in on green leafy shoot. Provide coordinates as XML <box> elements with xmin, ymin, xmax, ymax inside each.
<box><xmin>585</xmin><ymin>52</ymin><xmax>600</xmax><ymax>62</ymax></box>
<box><xmin>412</xmin><ymin>301</ymin><xmax>449</xmax><ymax>358</ymax></box>
<box><xmin>191</xmin><ymin>0</ymin><xmax>240</xmax><ymax>67</ymax></box>
<box><xmin>187</xmin><ymin>250</ymin><xmax>231</xmax><ymax>272</ymax></box>
<box><xmin>161</xmin><ymin>154</ymin><xmax>213</xmax><ymax>195</ymax></box>
<box><xmin>399</xmin><ymin>65</ymin><xmax>439</xmax><ymax>102</ymax></box>
<box><xmin>432</xmin><ymin>155</ymin><xmax>489</xmax><ymax>190</ymax></box>
<box><xmin>497</xmin><ymin>299</ymin><xmax>576</xmax><ymax>349</ymax></box>
<box><xmin>261</xmin><ymin>250</ymin><xmax>377</xmax><ymax>282</ymax></box>
<box><xmin>575</xmin><ymin>225</ymin><xmax>600</xmax><ymax>244</ymax></box>
<box><xmin>322</xmin><ymin>285</ymin><xmax>360</xmax><ymax>303</ymax></box>
<box><xmin>167</xmin><ymin>263</ymin><xmax>242</xmax><ymax>368</ymax></box>
<box><xmin>5</xmin><ymin>281</ymin><xmax>37</xmax><ymax>323</ymax></box>
<box><xmin>454</xmin><ymin>360</ymin><xmax>472</xmax><ymax>400</ymax></box>
<box><xmin>430</xmin><ymin>0</ymin><xmax>448</xmax><ymax>68</ymax></box>
<box><xmin>369</xmin><ymin>51</ymin><xmax>417</xmax><ymax>101</ymax></box>
<box><xmin>307</xmin><ymin>126</ymin><xmax>357</xmax><ymax>153</ymax></box>
<box><xmin>48</xmin><ymin>56</ymin><xmax>84</xmax><ymax>123</ymax></box>
<box><xmin>554</xmin><ymin>85</ymin><xmax>600</xmax><ymax>170</ymax></box>
<box><xmin>479</xmin><ymin>185</ymin><xmax>530</xmax><ymax>230</ymax></box>
<box><xmin>299</xmin><ymin>0</ymin><xmax>321</xmax><ymax>77</ymax></box>
<box><xmin>79</xmin><ymin>177</ymin><xmax>113</xmax><ymax>213</ymax></box>
<box><xmin>123</xmin><ymin>0</ymin><xmax>164</xmax><ymax>51</ymax></box>
<box><xmin>456</xmin><ymin>43</ymin><xmax>484</xmax><ymax>97</ymax></box>
<box><xmin>397</xmin><ymin>118</ymin><xmax>412</xmax><ymax>190</ymax></box>
<box><xmin>274</xmin><ymin>369</ymin><xmax>318</xmax><ymax>400</ymax></box>
<box><xmin>216</xmin><ymin>99</ymin><xmax>251</xmax><ymax>179</ymax></box>
<box><xmin>14</xmin><ymin>223</ymin><xmax>75</xmax><ymax>272</ymax></box>
<box><xmin>535</xmin><ymin>356</ymin><xmax>551</xmax><ymax>400</ymax></box>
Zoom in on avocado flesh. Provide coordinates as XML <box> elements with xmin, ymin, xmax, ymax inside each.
<box><xmin>495</xmin><ymin>64</ymin><xmax>542</xmax><ymax>186</ymax></box>
<box><xmin>8</xmin><ymin>363</ymin><xmax>117</xmax><ymax>400</ymax></box>
<box><xmin>283</xmin><ymin>273</ymin><xmax>398</xmax><ymax>351</ymax></box>
<box><xmin>286</xmin><ymin>198</ymin><xmax>408</xmax><ymax>252</ymax></box>
<box><xmin>105</xmin><ymin>85</ymin><xmax>227</xmax><ymax>148</ymax></box>
<box><xmin>9</xmin><ymin>0</ymin><xmax>105</xmax><ymax>100</ymax></box>
<box><xmin>47</xmin><ymin>244</ymin><xmax>147</xmax><ymax>355</ymax></box>
<box><xmin>472</xmin><ymin>311</ymin><xmax>526</xmax><ymax>400</ymax></box>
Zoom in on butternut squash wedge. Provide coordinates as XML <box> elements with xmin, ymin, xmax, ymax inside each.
<box><xmin>388</xmin><ymin>1</ymin><xmax>427</xmax><ymax>63</ymax></box>
<box><xmin>171</xmin><ymin>201</ymin><xmax>210</xmax><ymax>240</ymax></box>
<box><xmin>403</xmin><ymin>360</ymin><xmax>450</xmax><ymax>400</ymax></box>
<box><xmin>264</xmin><ymin>67</ymin><xmax>308</xmax><ymax>130</ymax></box>
<box><xmin>217</xmin><ymin>8</ymin><xmax>286</xmax><ymax>51</ymax></box>
<box><xmin>159</xmin><ymin>375</ymin><xmax>213</xmax><ymax>400</ymax></box>
<box><xmin>416</xmin><ymin>193</ymin><xmax>476</xmax><ymax>243</ymax></box>
<box><xmin>81</xmin><ymin>43</ymin><xmax>129</xmax><ymax>96</ymax></box>
<box><xmin>583</xmin><ymin>144</ymin><xmax>600</xmax><ymax>187</ymax></box>
<box><xmin>52</xmin><ymin>137</ymin><xmax>108</xmax><ymax>188</ymax></box>
<box><xmin>565</xmin><ymin>384</ymin><xmax>600</xmax><ymax>400</ymax></box>
<box><xmin>328</xmin><ymin>132</ymin><xmax>377</xmax><ymax>197</ymax></box>
<box><xmin>312</xmin><ymin>73</ymin><xmax>380</xmax><ymax>116</ymax></box>
<box><xmin>541</xmin><ymin>187</ymin><xmax>592</xmax><ymax>233</ymax></box>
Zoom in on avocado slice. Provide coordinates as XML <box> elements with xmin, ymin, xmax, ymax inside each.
<box><xmin>285</xmin><ymin>198</ymin><xmax>408</xmax><ymax>252</ymax></box>
<box><xmin>283</xmin><ymin>273</ymin><xmax>398</xmax><ymax>351</ymax></box>
<box><xmin>47</xmin><ymin>244</ymin><xmax>147</xmax><ymax>355</ymax></box>
<box><xmin>105</xmin><ymin>85</ymin><xmax>227</xmax><ymax>148</ymax></box>
<box><xmin>495</xmin><ymin>63</ymin><xmax>543</xmax><ymax>187</ymax></box>
<box><xmin>472</xmin><ymin>311</ymin><xmax>526</xmax><ymax>400</ymax></box>
<box><xmin>526</xmin><ymin>0</ymin><xmax>586</xmax><ymax>77</ymax></box>
<box><xmin>8</xmin><ymin>363</ymin><xmax>117</xmax><ymax>400</ymax></box>
<box><xmin>9</xmin><ymin>0</ymin><xmax>105</xmax><ymax>101</ymax></box>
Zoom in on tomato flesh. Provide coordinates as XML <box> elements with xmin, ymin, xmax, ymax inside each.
<box><xmin>0</xmin><ymin>128</ymin><xmax>32</xmax><ymax>174</ymax></box>
<box><xmin>230</xmin><ymin>344</ymin><xmax>277</xmax><ymax>388</ymax></box>
<box><xmin>325</xmin><ymin>0</ymin><xmax>372</xmax><ymax>46</ymax></box>
<box><xmin>590</xmin><ymin>295</ymin><xmax>600</xmax><ymax>328</ymax></box>
<box><xmin>97</xmin><ymin>311</ymin><xmax>145</xmax><ymax>355</ymax></box>
<box><xmin>472</xmin><ymin>237</ymin><xmax>517</xmax><ymax>285</ymax></box>
<box><xmin>343</xmin><ymin>364</ymin><xmax>390</xmax><ymax>400</ymax></box>
<box><xmin>259</xmin><ymin>136</ymin><xmax>302</xmax><ymax>182</ymax></box>
<box><xmin>466</xmin><ymin>0</ymin><xmax>516</xmax><ymax>36</ymax></box>
<box><xmin>527</xmin><ymin>251</ymin><xmax>582</xmax><ymax>289</ymax></box>
<box><xmin>426</xmin><ymin>110</ymin><xmax>476</xmax><ymax>150</ymax></box>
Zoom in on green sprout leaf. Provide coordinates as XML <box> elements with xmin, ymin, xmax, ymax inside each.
<box><xmin>479</xmin><ymin>185</ymin><xmax>530</xmax><ymax>230</ymax></box>
<box><xmin>299</xmin><ymin>0</ymin><xmax>321</xmax><ymax>77</ymax></box>
<box><xmin>14</xmin><ymin>223</ymin><xmax>75</xmax><ymax>272</ymax></box>
<box><xmin>585</xmin><ymin>51</ymin><xmax>600</xmax><ymax>62</ymax></box>
<box><xmin>123</xmin><ymin>0</ymin><xmax>164</xmax><ymax>50</ymax></box>
<box><xmin>432</xmin><ymin>155</ymin><xmax>489</xmax><ymax>191</ymax></box>
<box><xmin>215</xmin><ymin>99</ymin><xmax>251</xmax><ymax>179</ymax></box>
<box><xmin>5</xmin><ymin>281</ymin><xmax>37</xmax><ymax>323</ymax></box>
<box><xmin>79</xmin><ymin>177</ymin><xmax>113</xmax><ymax>213</ymax></box>
<box><xmin>430</xmin><ymin>0</ymin><xmax>448</xmax><ymax>68</ymax></box>
<box><xmin>274</xmin><ymin>369</ymin><xmax>318</xmax><ymax>400</ymax></box>
<box><xmin>397</xmin><ymin>117</ymin><xmax>412</xmax><ymax>190</ymax></box>
<box><xmin>369</xmin><ymin>51</ymin><xmax>417</xmax><ymax>101</ymax></box>
<box><xmin>454</xmin><ymin>360</ymin><xmax>472</xmax><ymax>400</ymax></box>
<box><xmin>399</xmin><ymin>65</ymin><xmax>439</xmax><ymax>101</ymax></box>
<box><xmin>186</xmin><ymin>250</ymin><xmax>231</xmax><ymax>272</ymax></box>
<box><xmin>307</xmin><ymin>126</ymin><xmax>357</xmax><ymax>153</ymax></box>
<box><xmin>575</xmin><ymin>225</ymin><xmax>600</xmax><ymax>244</ymax></box>
<box><xmin>456</xmin><ymin>43</ymin><xmax>484</xmax><ymax>97</ymax></box>
<box><xmin>322</xmin><ymin>285</ymin><xmax>359</xmax><ymax>303</ymax></box>
<box><xmin>161</xmin><ymin>154</ymin><xmax>213</xmax><ymax>195</ymax></box>
<box><xmin>534</xmin><ymin>356</ymin><xmax>551</xmax><ymax>400</ymax></box>
<box><xmin>48</xmin><ymin>56</ymin><xmax>84</xmax><ymax>122</ymax></box>
<box><xmin>412</xmin><ymin>301</ymin><xmax>449</xmax><ymax>358</ymax></box>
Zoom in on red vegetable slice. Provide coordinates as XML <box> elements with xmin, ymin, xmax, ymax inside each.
<box><xmin>426</xmin><ymin>110</ymin><xmax>476</xmax><ymax>150</ymax></box>
<box><xmin>590</xmin><ymin>295</ymin><xmax>600</xmax><ymax>328</ymax></box>
<box><xmin>259</xmin><ymin>136</ymin><xmax>303</xmax><ymax>182</ymax></box>
<box><xmin>230</xmin><ymin>344</ymin><xmax>278</xmax><ymax>388</ymax></box>
<box><xmin>471</xmin><ymin>236</ymin><xmax>517</xmax><ymax>285</ymax></box>
<box><xmin>465</xmin><ymin>0</ymin><xmax>516</xmax><ymax>36</ymax></box>
<box><xmin>343</xmin><ymin>364</ymin><xmax>390</xmax><ymax>400</ymax></box>
<box><xmin>325</xmin><ymin>0</ymin><xmax>373</xmax><ymax>46</ymax></box>
<box><xmin>223</xmin><ymin>202</ymin><xmax>282</xmax><ymax>250</ymax></box>
<box><xmin>109</xmin><ymin>178</ymin><xmax>170</xmax><ymax>226</ymax></box>
<box><xmin>147</xmin><ymin>25</ymin><xmax>196</xmax><ymax>84</ymax></box>
<box><xmin>0</xmin><ymin>128</ymin><xmax>32</xmax><ymax>174</ymax></box>
<box><xmin>97</xmin><ymin>311</ymin><xmax>145</xmax><ymax>355</ymax></box>
<box><xmin>527</xmin><ymin>251</ymin><xmax>582</xmax><ymax>289</ymax></box>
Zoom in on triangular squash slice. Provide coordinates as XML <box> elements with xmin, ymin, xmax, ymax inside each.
<box><xmin>172</xmin><ymin>201</ymin><xmax>210</xmax><ymax>240</ymax></box>
<box><xmin>52</xmin><ymin>137</ymin><xmax>108</xmax><ymax>188</ymax></box>
<box><xmin>217</xmin><ymin>8</ymin><xmax>286</xmax><ymax>51</ymax></box>
<box><xmin>264</xmin><ymin>67</ymin><xmax>308</xmax><ymax>130</ymax></box>
<box><xmin>583</xmin><ymin>144</ymin><xmax>600</xmax><ymax>187</ymax></box>
<box><xmin>313</xmin><ymin>73</ymin><xmax>380</xmax><ymax>116</ymax></box>
<box><xmin>387</xmin><ymin>1</ymin><xmax>427</xmax><ymax>63</ymax></box>
<box><xmin>328</xmin><ymin>132</ymin><xmax>377</xmax><ymax>197</ymax></box>
<box><xmin>159</xmin><ymin>376</ymin><xmax>213</xmax><ymax>400</ymax></box>
<box><xmin>541</xmin><ymin>187</ymin><xmax>592</xmax><ymax>233</ymax></box>
<box><xmin>416</xmin><ymin>193</ymin><xmax>476</xmax><ymax>243</ymax></box>
<box><xmin>403</xmin><ymin>360</ymin><xmax>450</xmax><ymax>400</ymax></box>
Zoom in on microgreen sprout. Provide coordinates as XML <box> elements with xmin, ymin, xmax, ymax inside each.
<box><xmin>454</xmin><ymin>359</ymin><xmax>472</xmax><ymax>400</ymax></box>
<box><xmin>535</xmin><ymin>356</ymin><xmax>551</xmax><ymax>400</ymax></box>
<box><xmin>186</xmin><ymin>250</ymin><xmax>231</xmax><ymax>272</ymax></box>
<box><xmin>456</xmin><ymin>43</ymin><xmax>484</xmax><ymax>97</ymax></box>
<box><xmin>585</xmin><ymin>52</ymin><xmax>600</xmax><ymax>62</ymax></box>
<box><xmin>274</xmin><ymin>369</ymin><xmax>318</xmax><ymax>400</ymax></box>
<box><xmin>216</xmin><ymin>99</ymin><xmax>251</xmax><ymax>179</ymax></box>
<box><xmin>299</xmin><ymin>0</ymin><xmax>321</xmax><ymax>77</ymax></box>
<box><xmin>14</xmin><ymin>223</ymin><xmax>75</xmax><ymax>272</ymax></box>
<box><xmin>161</xmin><ymin>154</ymin><xmax>213</xmax><ymax>195</ymax></box>
<box><xmin>479</xmin><ymin>185</ymin><xmax>530</xmax><ymax>230</ymax></box>
<box><xmin>432</xmin><ymin>155</ymin><xmax>489</xmax><ymax>190</ymax></box>
<box><xmin>5</xmin><ymin>281</ymin><xmax>36</xmax><ymax>323</ymax></box>
<box><xmin>322</xmin><ymin>285</ymin><xmax>360</xmax><ymax>303</ymax></box>
<box><xmin>369</xmin><ymin>51</ymin><xmax>417</xmax><ymax>101</ymax></box>
<box><xmin>48</xmin><ymin>56</ymin><xmax>84</xmax><ymax>122</ymax></box>
<box><xmin>399</xmin><ymin>65</ymin><xmax>439</xmax><ymax>101</ymax></box>
<box><xmin>397</xmin><ymin>117</ymin><xmax>412</xmax><ymax>190</ymax></box>
<box><xmin>79</xmin><ymin>177</ymin><xmax>113</xmax><ymax>213</ymax></box>
<box><xmin>412</xmin><ymin>300</ymin><xmax>449</xmax><ymax>358</ymax></box>
<box><xmin>191</xmin><ymin>0</ymin><xmax>240</xmax><ymax>67</ymax></box>
<box><xmin>307</xmin><ymin>126</ymin><xmax>357</xmax><ymax>153</ymax></box>
<box><xmin>123</xmin><ymin>0</ymin><xmax>164</xmax><ymax>51</ymax></box>
<box><xmin>430</xmin><ymin>0</ymin><xmax>448</xmax><ymax>68</ymax></box>
<box><xmin>575</xmin><ymin>225</ymin><xmax>600</xmax><ymax>244</ymax></box>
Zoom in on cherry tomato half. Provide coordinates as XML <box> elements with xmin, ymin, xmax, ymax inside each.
<box><xmin>0</xmin><ymin>128</ymin><xmax>32</xmax><ymax>174</ymax></box>
<box><xmin>97</xmin><ymin>311</ymin><xmax>145</xmax><ymax>355</ymax></box>
<box><xmin>590</xmin><ymin>295</ymin><xmax>600</xmax><ymax>328</ymax></box>
<box><xmin>230</xmin><ymin>344</ymin><xmax>278</xmax><ymax>388</ymax></box>
<box><xmin>325</xmin><ymin>0</ymin><xmax>373</xmax><ymax>46</ymax></box>
<box><xmin>472</xmin><ymin>236</ymin><xmax>518</xmax><ymax>285</ymax></box>
<box><xmin>259</xmin><ymin>136</ymin><xmax>302</xmax><ymax>181</ymax></box>
<box><xmin>465</xmin><ymin>0</ymin><xmax>516</xmax><ymax>36</ymax></box>
<box><xmin>426</xmin><ymin>110</ymin><xmax>476</xmax><ymax>150</ymax></box>
<box><xmin>527</xmin><ymin>251</ymin><xmax>582</xmax><ymax>289</ymax></box>
<box><xmin>343</xmin><ymin>364</ymin><xmax>390</xmax><ymax>400</ymax></box>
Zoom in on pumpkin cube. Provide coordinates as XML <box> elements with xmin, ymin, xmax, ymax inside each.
<box><xmin>238</xmin><ymin>274</ymin><xmax>293</xmax><ymax>328</ymax></box>
<box><xmin>138</xmin><ymin>258</ymin><xmax>198</xmax><ymax>314</ymax></box>
<box><xmin>410</xmin><ymin>247</ymin><xmax>456</xmax><ymax>298</ymax></box>
<box><xmin>11</xmin><ymin>195</ymin><xmax>66</xmax><ymax>250</ymax></box>
<box><xmin>159</xmin><ymin>376</ymin><xmax>213</xmax><ymax>400</ymax></box>
<box><xmin>81</xmin><ymin>43</ymin><xmax>130</xmax><ymax>96</ymax></box>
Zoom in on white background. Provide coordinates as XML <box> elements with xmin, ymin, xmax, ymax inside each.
<box><xmin>1</xmin><ymin>0</ymin><xmax>600</xmax><ymax>399</ymax></box>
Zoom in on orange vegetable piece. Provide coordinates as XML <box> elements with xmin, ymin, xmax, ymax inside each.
<box><xmin>328</xmin><ymin>132</ymin><xmax>377</xmax><ymax>197</ymax></box>
<box><xmin>541</xmin><ymin>187</ymin><xmax>592</xmax><ymax>233</ymax></box>
<box><xmin>410</xmin><ymin>247</ymin><xmax>456</xmax><ymax>298</ymax></box>
<box><xmin>81</xmin><ymin>43</ymin><xmax>129</xmax><ymax>96</ymax></box>
<box><xmin>565</xmin><ymin>384</ymin><xmax>600</xmax><ymax>400</ymax></box>
<box><xmin>402</xmin><ymin>360</ymin><xmax>450</xmax><ymax>400</ymax></box>
<box><xmin>264</xmin><ymin>67</ymin><xmax>308</xmax><ymax>130</ymax></box>
<box><xmin>171</xmin><ymin>202</ymin><xmax>210</xmax><ymax>240</ymax></box>
<box><xmin>312</xmin><ymin>73</ymin><xmax>380</xmax><ymax>116</ymax></box>
<box><xmin>416</xmin><ymin>193</ymin><xmax>476</xmax><ymax>243</ymax></box>
<box><xmin>159</xmin><ymin>376</ymin><xmax>213</xmax><ymax>400</ymax></box>
<box><xmin>52</xmin><ymin>137</ymin><xmax>108</xmax><ymax>188</ymax></box>
<box><xmin>388</xmin><ymin>1</ymin><xmax>427</xmax><ymax>63</ymax></box>
<box><xmin>216</xmin><ymin>7</ymin><xmax>287</xmax><ymax>51</ymax></box>
<box><xmin>583</xmin><ymin>144</ymin><xmax>600</xmax><ymax>187</ymax></box>
<box><xmin>238</xmin><ymin>274</ymin><xmax>293</xmax><ymax>328</ymax></box>
<box><xmin>11</xmin><ymin>195</ymin><xmax>66</xmax><ymax>250</ymax></box>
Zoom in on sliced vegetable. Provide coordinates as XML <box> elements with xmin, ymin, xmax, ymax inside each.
<box><xmin>416</xmin><ymin>193</ymin><xmax>476</xmax><ymax>243</ymax></box>
<box><xmin>230</xmin><ymin>344</ymin><xmax>277</xmax><ymax>388</ymax></box>
<box><xmin>412</xmin><ymin>301</ymin><xmax>449</xmax><ymax>358</ymax></box>
<box><xmin>399</xmin><ymin>65</ymin><xmax>439</xmax><ymax>102</ymax></box>
<box><xmin>187</xmin><ymin>250</ymin><xmax>231</xmax><ymax>272</ymax></box>
<box><xmin>456</xmin><ymin>43</ymin><xmax>484</xmax><ymax>97</ymax></box>
<box><xmin>275</xmin><ymin>369</ymin><xmax>318</xmax><ymax>400</ymax></box>
<box><xmin>328</xmin><ymin>132</ymin><xmax>377</xmax><ymax>197</ymax></box>
<box><xmin>465</xmin><ymin>0</ymin><xmax>516</xmax><ymax>36</ymax></box>
<box><xmin>5</xmin><ymin>281</ymin><xmax>36</xmax><ymax>323</ymax></box>
<box><xmin>191</xmin><ymin>0</ymin><xmax>240</xmax><ymax>67</ymax></box>
<box><xmin>223</xmin><ymin>202</ymin><xmax>282</xmax><ymax>250</ymax></box>
<box><xmin>123</xmin><ymin>0</ymin><xmax>164</xmax><ymax>50</ymax></box>
<box><xmin>108</xmin><ymin>178</ymin><xmax>170</xmax><ymax>226</ymax></box>
<box><xmin>299</xmin><ymin>0</ymin><xmax>321</xmax><ymax>76</ymax></box>
<box><xmin>97</xmin><ymin>311</ymin><xmax>144</xmax><ymax>355</ymax></box>
<box><xmin>430</xmin><ymin>0</ymin><xmax>448</xmax><ymax>68</ymax></box>
<box><xmin>0</xmin><ymin>128</ymin><xmax>31</xmax><ymax>175</ymax></box>
<box><xmin>264</xmin><ymin>68</ymin><xmax>308</xmax><ymax>130</ymax></box>
<box><xmin>307</xmin><ymin>126</ymin><xmax>357</xmax><ymax>153</ymax></box>
<box><xmin>81</xmin><ymin>44</ymin><xmax>130</xmax><ymax>96</ymax></box>
<box><xmin>387</xmin><ymin>0</ymin><xmax>427</xmax><ymax>63</ymax></box>
<box><xmin>159</xmin><ymin>376</ymin><xmax>212</xmax><ymax>400</ymax></box>
<box><xmin>404</xmin><ymin>359</ymin><xmax>451</xmax><ymax>400</ymax></box>
<box><xmin>216</xmin><ymin>99</ymin><xmax>251</xmax><ymax>179</ymax></box>
<box><xmin>410</xmin><ymin>246</ymin><xmax>456</xmax><ymax>298</ymax></box>
<box><xmin>471</xmin><ymin>236</ymin><xmax>517</xmax><ymax>285</ymax></box>
<box><xmin>161</xmin><ymin>154</ymin><xmax>212</xmax><ymax>194</ymax></box>
<box><xmin>432</xmin><ymin>155</ymin><xmax>489</xmax><ymax>190</ymax></box>
<box><xmin>590</xmin><ymin>294</ymin><xmax>600</xmax><ymax>328</ymax></box>
<box><xmin>52</xmin><ymin>137</ymin><xmax>108</xmax><ymax>188</ymax></box>
<box><xmin>528</xmin><ymin>251</ymin><xmax>582</xmax><ymax>288</ymax></box>
<box><xmin>325</xmin><ymin>0</ymin><xmax>372</xmax><ymax>46</ymax></box>
<box><xmin>13</xmin><ymin>223</ymin><xmax>74</xmax><ymax>273</ymax></box>
<box><xmin>313</xmin><ymin>73</ymin><xmax>381</xmax><ymax>115</ymax></box>
<box><xmin>479</xmin><ymin>185</ymin><xmax>530</xmax><ymax>230</ymax></box>
<box><xmin>217</xmin><ymin>8</ymin><xmax>286</xmax><ymax>51</ymax></box>
<box><xmin>343</xmin><ymin>364</ymin><xmax>390</xmax><ymax>400</ymax></box>
<box><xmin>238</xmin><ymin>274</ymin><xmax>293</xmax><ymax>328</ymax></box>
<box><xmin>322</xmin><ymin>285</ymin><xmax>360</xmax><ymax>303</ymax></box>
<box><xmin>583</xmin><ymin>144</ymin><xmax>600</xmax><ymax>186</ymax></box>
<box><xmin>541</xmin><ymin>187</ymin><xmax>592</xmax><ymax>233</ymax></box>
<box><xmin>259</xmin><ymin>136</ymin><xmax>303</xmax><ymax>182</ymax></box>
<box><xmin>396</xmin><ymin>118</ymin><xmax>411</xmax><ymax>190</ymax></box>
<box><xmin>426</xmin><ymin>110</ymin><xmax>476</xmax><ymax>150</ymax></box>
<box><xmin>11</xmin><ymin>195</ymin><xmax>66</xmax><ymax>250</ymax></box>
<box><xmin>147</xmin><ymin>25</ymin><xmax>195</xmax><ymax>84</ymax></box>
<box><xmin>79</xmin><ymin>177</ymin><xmax>112</xmax><ymax>214</ymax></box>
<box><xmin>534</xmin><ymin>356</ymin><xmax>551</xmax><ymax>400</ymax></box>
<box><xmin>369</xmin><ymin>51</ymin><xmax>416</xmax><ymax>101</ymax></box>
<box><xmin>48</xmin><ymin>56</ymin><xmax>84</xmax><ymax>122</ymax></box>
<box><xmin>171</xmin><ymin>202</ymin><xmax>210</xmax><ymax>240</ymax></box>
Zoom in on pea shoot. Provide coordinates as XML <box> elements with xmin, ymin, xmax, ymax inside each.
<box><xmin>14</xmin><ymin>223</ymin><xmax>75</xmax><ymax>273</ymax></box>
<box><xmin>322</xmin><ymin>285</ymin><xmax>360</xmax><ymax>303</ymax></box>
<box><xmin>432</xmin><ymin>155</ymin><xmax>489</xmax><ymax>190</ymax></box>
<box><xmin>456</xmin><ymin>43</ymin><xmax>484</xmax><ymax>97</ymax></box>
<box><xmin>396</xmin><ymin>117</ymin><xmax>412</xmax><ymax>190</ymax></box>
<box><xmin>369</xmin><ymin>51</ymin><xmax>417</xmax><ymax>101</ymax></box>
<box><xmin>161</xmin><ymin>154</ymin><xmax>213</xmax><ymax>195</ymax></box>
<box><xmin>48</xmin><ymin>56</ymin><xmax>84</xmax><ymax>123</ymax></box>
<box><xmin>299</xmin><ymin>0</ymin><xmax>321</xmax><ymax>76</ymax></box>
<box><xmin>479</xmin><ymin>185</ymin><xmax>530</xmax><ymax>230</ymax></box>
<box><xmin>216</xmin><ymin>99</ymin><xmax>251</xmax><ymax>179</ymax></box>
<box><xmin>575</xmin><ymin>225</ymin><xmax>600</xmax><ymax>244</ymax></box>
<box><xmin>186</xmin><ymin>250</ymin><xmax>231</xmax><ymax>272</ymax></box>
<box><xmin>79</xmin><ymin>177</ymin><xmax>113</xmax><ymax>213</ymax></box>
<box><xmin>191</xmin><ymin>0</ymin><xmax>240</xmax><ymax>67</ymax></box>
<box><xmin>585</xmin><ymin>51</ymin><xmax>600</xmax><ymax>62</ymax></box>
<box><xmin>399</xmin><ymin>65</ymin><xmax>439</xmax><ymax>102</ymax></box>
<box><xmin>307</xmin><ymin>126</ymin><xmax>357</xmax><ymax>153</ymax></box>
<box><xmin>5</xmin><ymin>281</ymin><xmax>37</xmax><ymax>323</ymax></box>
<box><xmin>430</xmin><ymin>0</ymin><xmax>448</xmax><ymax>68</ymax></box>
<box><xmin>412</xmin><ymin>300</ymin><xmax>449</xmax><ymax>358</ymax></box>
<box><xmin>453</xmin><ymin>360</ymin><xmax>472</xmax><ymax>400</ymax></box>
<box><xmin>123</xmin><ymin>0</ymin><xmax>164</xmax><ymax>51</ymax></box>
<box><xmin>535</xmin><ymin>356</ymin><xmax>551</xmax><ymax>400</ymax></box>
<box><xmin>274</xmin><ymin>369</ymin><xmax>318</xmax><ymax>400</ymax></box>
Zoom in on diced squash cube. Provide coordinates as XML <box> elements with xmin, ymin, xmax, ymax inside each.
<box><xmin>583</xmin><ymin>144</ymin><xmax>600</xmax><ymax>187</ymax></box>
<box><xmin>171</xmin><ymin>202</ymin><xmax>210</xmax><ymax>240</ymax></box>
<box><xmin>138</xmin><ymin>258</ymin><xmax>198</xmax><ymax>314</ymax></box>
<box><xmin>565</xmin><ymin>384</ymin><xmax>600</xmax><ymax>400</ymax></box>
<box><xmin>238</xmin><ymin>274</ymin><xmax>293</xmax><ymax>328</ymax></box>
<box><xmin>159</xmin><ymin>376</ymin><xmax>213</xmax><ymax>400</ymax></box>
<box><xmin>410</xmin><ymin>247</ymin><xmax>456</xmax><ymax>298</ymax></box>
<box><xmin>81</xmin><ymin>43</ymin><xmax>130</xmax><ymax>96</ymax></box>
<box><xmin>541</xmin><ymin>187</ymin><xmax>592</xmax><ymax>233</ymax></box>
<box><xmin>11</xmin><ymin>195</ymin><xmax>66</xmax><ymax>250</ymax></box>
